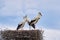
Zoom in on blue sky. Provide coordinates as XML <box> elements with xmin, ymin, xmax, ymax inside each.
<box><xmin>0</xmin><ymin>0</ymin><xmax>60</xmax><ymax>29</ymax></box>
<box><xmin>0</xmin><ymin>0</ymin><xmax>60</xmax><ymax>40</ymax></box>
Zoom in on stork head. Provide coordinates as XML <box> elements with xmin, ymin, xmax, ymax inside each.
<box><xmin>23</xmin><ymin>15</ymin><xmax>30</xmax><ymax>23</ymax></box>
<box><xmin>23</xmin><ymin>15</ymin><xmax>27</xmax><ymax>19</ymax></box>
<box><xmin>38</xmin><ymin>12</ymin><xmax>42</xmax><ymax>16</ymax></box>
<box><xmin>23</xmin><ymin>15</ymin><xmax>28</xmax><ymax>22</ymax></box>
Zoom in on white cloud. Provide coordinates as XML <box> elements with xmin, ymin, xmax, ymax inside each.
<box><xmin>44</xmin><ymin>29</ymin><xmax>60</xmax><ymax>40</ymax></box>
<box><xmin>0</xmin><ymin>0</ymin><xmax>24</xmax><ymax>16</ymax></box>
<box><xmin>0</xmin><ymin>0</ymin><xmax>60</xmax><ymax>16</ymax></box>
<box><xmin>0</xmin><ymin>24</ymin><xmax>16</xmax><ymax>30</ymax></box>
<box><xmin>0</xmin><ymin>0</ymin><xmax>45</xmax><ymax>16</ymax></box>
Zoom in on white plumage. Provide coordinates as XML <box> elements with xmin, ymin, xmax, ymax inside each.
<box><xmin>16</xmin><ymin>16</ymin><xmax>27</xmax><ymax>30</ymax></box>
<box><xmin>26</xmin><ymin>12</ymin><xmax>42</xmax><ymax>29</ymax></box>
<box><xmin>16</xmin><ymin>12</ymin><xmax>42</xmax><ymax>30</ymax></box>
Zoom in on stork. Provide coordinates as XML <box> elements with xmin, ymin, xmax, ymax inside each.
<box><xmin>26</xmin><ymin>12</ymin><xmax>42</xmax><ymax>29</ymax></box>
<box><xmin>16</xmin><ymin>16</ymin><xmax>27</xmax><ymax>30</ymax></box>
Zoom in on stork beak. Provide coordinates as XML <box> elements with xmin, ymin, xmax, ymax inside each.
<box><xmin>38</xmin><ymin>12</ymin><xmax>42</xmax><ymax>16</ymax></box>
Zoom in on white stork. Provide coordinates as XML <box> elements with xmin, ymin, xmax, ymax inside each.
<box><xmin>17</xmin><ymin>15</ymin><xmax>27</xmax><ymax>30</ymax></box>
<box><xmin>26</xmin><ymin>12</ymin><xmax>42</xmax><ymax>29</ymax></box>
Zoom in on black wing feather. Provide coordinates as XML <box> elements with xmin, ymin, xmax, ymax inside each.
<box><xmin>29</xmin><ymin>19</ymin><xmax>36</xmax><ymax>24</ymax></box>
<box><xmin>31</xmin><ymin>24</ymin><xmax>35</xmax><ymax>29</ymax></box>
<box><xmin>17</xmin><ymin>24</ymin><xmax>22</xmax><ymax>30</ymax></box>
<box><xmin>31</xmin><ymin>20</ymin><xmax>36</xmax><ymax>23</ymax></box>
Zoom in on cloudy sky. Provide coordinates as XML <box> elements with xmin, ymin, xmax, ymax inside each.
<box><xmin>0</xmin><ymin>0</ymin><xmax>60</xmax><ymax>40</ymax></box>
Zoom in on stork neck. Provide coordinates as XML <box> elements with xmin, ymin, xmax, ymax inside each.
<box><xmin>27</xmin><ymin>20</ymin><xmax>30</xmax><ymax>23</ymax></box>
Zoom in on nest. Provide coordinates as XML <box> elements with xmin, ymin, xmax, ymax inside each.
<box><xmin>1</xmin><ymin>30</ymin><xmax>43</xmax><ymax>40</ymax></box>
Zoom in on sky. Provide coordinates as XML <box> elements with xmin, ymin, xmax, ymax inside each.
<box><xmin>0</xmin><ymin>0</ymin><xmax>60</xmax><ymax>40</ymax></box>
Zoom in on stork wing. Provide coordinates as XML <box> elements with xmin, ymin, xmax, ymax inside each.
<box><xmin>31</xmin><ymin>24</ymin><xmax>35</xmax><ymax>29</ymax></box>
<box><xmin>30</xmin><ymin>12</ymin><xmax>42</xmax><ymax>24</ymax></box>
<box><xmin>17</xmin><ymin>24</ymin><xmax>22</xmax><ymax>30</ymax></box>
<box><xmin>17</xmin><ymin>15</ymin><xmax>27</xmax><ymax>30</ymax></box>
<box><xmin>30</xmin><ymin>19</ymin><xmax>39</xmax><ymax>24</ymax></box>
<box><xmin>30</xmin><ymin>19</ymin><xmax>36</xmax><ymax>23</ymax></box>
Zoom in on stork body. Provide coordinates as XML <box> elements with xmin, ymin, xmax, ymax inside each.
<box><xmin>26</xmin><ymin>12</ymin><xmax>42</xmax><ymax>29</ymax></box>
<box><xmin>17</xmin><ymin>16</ymin><xmax>27</xmax><ymax>30</ymax></box>
<box><xmin>27</xmin><ymin>20</ymin><xmax>35</xmax><ymax>29</ymax></box>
